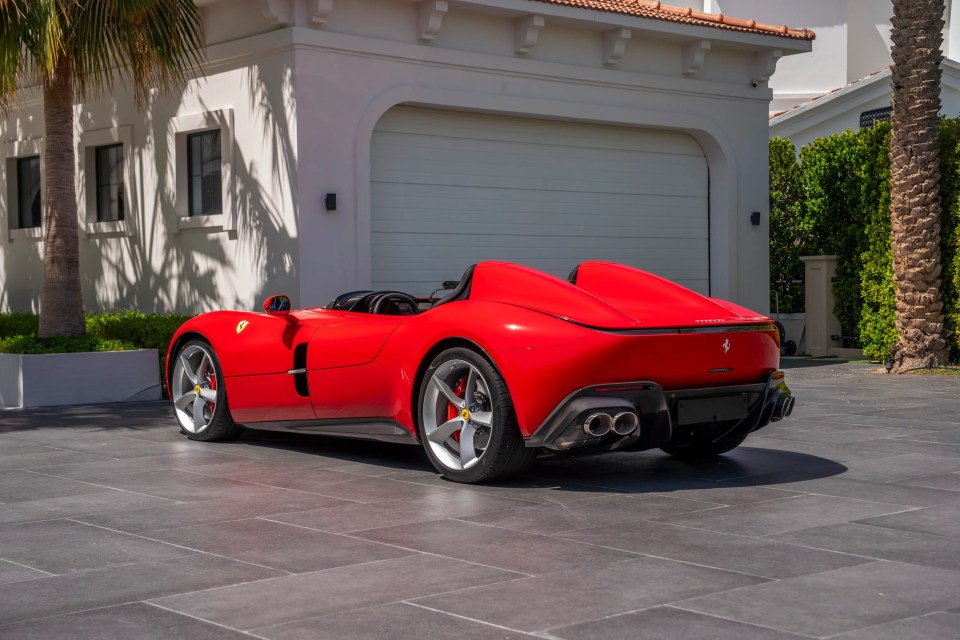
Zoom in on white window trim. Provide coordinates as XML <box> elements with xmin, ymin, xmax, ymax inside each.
<box><xmin>2</xmin><ymin>138</ymin><xmax>45</xmax><ymax>243</ymax></box>
<box><xmin>169</xmin><ymin>109</ymin><xmax>235</xmax><ymax>232</ymax></box>
<box><xmin>78</xmin><ymin>125</ymin><xmax>136</xmax><ymax>238</ymax></box>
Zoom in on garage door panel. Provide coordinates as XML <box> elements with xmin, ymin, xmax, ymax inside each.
<box><xmin>373</xmin><ymin>135</ymin><xmax>707</xmax><ymax>196</ymax></box>
<box><xmin>371</xmin><ymin>107</ymin><xmax>709</xmax><ymax>296</ymax></box>
<box><xmin>374</xmin><ymin>109</ymin><xmax>706</xmax><ymax>156</ymax></box>
<box><xmin>372</xmin><ymin>234</ymin><xmax>709</xmax><ymax>293</ymax></box>
<box><xmin>372</xmin><ymin>189</ymin><xmax>707</xmax><ymax>237</ymax></box>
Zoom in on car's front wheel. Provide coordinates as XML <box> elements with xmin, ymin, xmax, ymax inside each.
<box><xmin>170</xmin><ymin>340</ymin><xmax>240</xmax><ymax>441</ymax></box>
<box><xmin>418</xmin><ymin>347</ymin><xmax>534</xmax><ymax>483</ymax></box>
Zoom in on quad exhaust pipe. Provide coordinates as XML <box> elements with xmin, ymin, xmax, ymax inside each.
<box><xmin>582</xmin><ymin>411</ymin><xmax>639</xmax><ymax>437</ymax></box>
<box><xmin>582</xmin><ymin>413</ymin><xmax>613</xmax><ymax>437</ymax></box>
<box><xmin>772</xmin><ymin>395</ymin><xmax>796</xmax><ymax>421</ymax></box>
<box><xmin>612</xmin><ymin>411</ymin><xmax>639</xmax><ymax>436</ymax></box>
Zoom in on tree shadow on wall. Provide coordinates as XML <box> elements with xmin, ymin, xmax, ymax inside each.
<box><xmin>78</xmin><ymin>59</ymin><xmax>299</xmax><ymax>314</ymax></box>
<box><xmin>0</xmin><ymin>109</ymin><xmax>45</xmax><ymax>313</ymax></box>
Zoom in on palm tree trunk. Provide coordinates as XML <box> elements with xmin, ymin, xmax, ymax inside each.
<box><xmin>37</xmin><ymin>57</ymin><xmax>84</xmax><ymax>338</ymax></box>
<box><xmin>889</xmin><ymin>0</ymin><xmax>950</xmax><ymax>370</ymax></box>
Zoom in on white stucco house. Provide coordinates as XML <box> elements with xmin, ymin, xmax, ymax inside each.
<box><xmin>0</xmin><ymin>0</ymin><xmax>812</xmax><ymax>317</ymax></box>
<box><xmin>722</xmin><ymin>0</ymin><xmax>960</xmax><ymax>148</ymax></box>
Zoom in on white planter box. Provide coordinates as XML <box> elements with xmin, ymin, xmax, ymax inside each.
<box><xmin>0</xmin><ymin>349</ymin><xmax>161</xmax><ymax>408</ymax></box>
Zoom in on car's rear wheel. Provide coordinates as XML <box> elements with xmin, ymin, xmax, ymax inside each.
<box><xmin>170</xmin><ymin>340</ymin><xmax>240</xmax><ymax>441</ymax></box>
<box><xmin>418</xmin><ymin>347</ymin><xmax>534</xmax><ymax>483</ymax></box>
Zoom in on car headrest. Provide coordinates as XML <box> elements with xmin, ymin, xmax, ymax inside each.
<box><xmin>433</xmin><ymin>264</ymin><xmax>476</xmax><ymax>308</ymax></box>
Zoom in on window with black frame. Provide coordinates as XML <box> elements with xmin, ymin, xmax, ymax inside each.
<box><xmin>187</xmin><ymin>130</ymin><xmax>222</xmax><ymax>216</ymax></box>
<box><xmin>95</xmin><ymin>144</ymin><xmax>124</xmax><ymax>222</ymax></box>
<box><xmin>16</xmin><ymin>156</ymin><xmax>41</xmax><ymax>229</ymax></box>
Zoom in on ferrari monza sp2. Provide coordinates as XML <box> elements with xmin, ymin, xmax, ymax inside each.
<box><xmin>166</xmin><ymin>261</ymin><xmax>795</xmax><ymax>483</ymax></box>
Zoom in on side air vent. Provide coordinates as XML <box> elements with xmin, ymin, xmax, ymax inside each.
<box><xmin>293</xmin><ymin>343</ymin><xmax>309</xmax><ymax>397</ymax></box>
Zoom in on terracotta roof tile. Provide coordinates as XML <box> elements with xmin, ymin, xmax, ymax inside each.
<box><xmin>529</xmin><ymin>0</ymin><xmax>815</xmax><ymax>40</ymax></box>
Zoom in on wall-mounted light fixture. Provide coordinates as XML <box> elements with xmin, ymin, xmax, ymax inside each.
<box><xmin>325</xmin><ymin>193</ymin><xmax>337</xmax><ymax>211</ymax></box>
<box><xmin>750</xmin><ymin>211</ymin><xmax>761</xmax><ymax>226</ymax></box>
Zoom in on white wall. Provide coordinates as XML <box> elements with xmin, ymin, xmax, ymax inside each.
<box><xmin>0</xmin><ymin>0</ymin><xmax>808</xmax><ymax>316</ymax></box>
<box><xmin>291</xmin><ymin>0</ymin><xmax>797</xmax><ymax>314</ymax></box>
<box><xmin>0</xmin><ymin>46</ymin><xmax>300</xmax><ymax>314</ymax></box>
<box><xmin>770</xmin><ymin>62</ymin><xmax>960</xmax><ymax>151</ymax></box>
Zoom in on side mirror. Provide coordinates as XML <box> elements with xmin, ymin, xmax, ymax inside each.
<box><xmin>263</xmin><ymin>294</ymin><xmax>292</xmax><ymax>316</ymax></box>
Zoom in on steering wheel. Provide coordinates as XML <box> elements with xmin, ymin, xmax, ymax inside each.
<box><xmin>370</xmin><ymin>292</ymin><xmax>420</xmax><ymax>315</ymax></box>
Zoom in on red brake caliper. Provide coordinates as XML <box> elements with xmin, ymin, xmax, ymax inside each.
<box><xmin>207</xmin><ymin>373</ymin><xmax>217</xmax><ymax>409</ymax></box>
<box><xmin>446</xmin><ymin>375</ymin><xmax>467</xmax><ymax>443</ymax></box>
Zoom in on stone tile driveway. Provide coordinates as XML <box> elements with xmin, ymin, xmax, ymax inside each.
<box><xmin>0</xmin><ymin>362</ymin><xmax>958</xmax><ymax>639</ymax></box>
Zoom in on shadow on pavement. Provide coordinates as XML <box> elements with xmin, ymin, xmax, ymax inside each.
<box><xmin>1</xmin><ymin>401</ymin><xmax>848</xmax><ymax>498</ymax></box>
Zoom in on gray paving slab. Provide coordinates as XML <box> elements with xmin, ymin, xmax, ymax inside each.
<box><xmin>0</xmin><ymin>439</ymin><xmax>59</xmax><ymax>456</ymax></box>
<box><xmin>854</xmin><ymin>503</ymin><xmax>960</xmax><ymax>538</ymax></box>
<box><xmin>0</xmin><ymin>490</ymin><xmax>173</xmax><ymax>525</ymax></box>
<box><xmin>75</xmin><ymin>489</ymin><xmax>351</xmax><ymax>533</ymax></box>
<box><xmin>0</xmin><ymin>558</ymin><xmax>49</xmax><ymax>585</ymax></box>
<box><xmin>454</xmin><ymin>493</ymin><xmax>719</xmax><ymax>534</ymax></box>
<box><xmin>82</xmin><ymin>468</ymin><xmax>282</xmax><ymax>502</ymax></box>
<box><xmin>653</xmin><ymin>494</ymin><xmax>909</xmax><ymax>537</ymax></box>
<box><xmin>352</xmin><ymin>518</ymin><xmax>637</xmax><ymax>575</ymax></box>
<box><xmin>412</xmin><ymin>556</ymin><xmax>767</xmax><ymax>632</ymax></box>
<box><xmin>557</xmin><ymin>519</ymin><xmax>872</xmax><ymax>579</ymax></box>
<box><xmin>768</xmin><ymin>522</ymin><xmax>960</xmax><ymax>571</ymax></box>
<box><xmin>0</xmin><ymin>518</ymin><xmax>189</xmax><ymax>574</ymax></box>
<box><xmin>248</xmin><ymin>467</ymin><xmax>458</xmax><ymax>502</ymax></box>
<box><xmin>749</xmin><ymin>474</ymin><xmax>960</xmax><ymax>507</ymax></box>
<box><xmin>676</xmin><ymin>560</ymin><xmax>960</xmax><ymax>637</ymax></box>
<box><xmin>549</xmin><ymin>606</ymin><xmax>808</xmax><ymax>640</ymax></box>
<box><xmin>254</xmin><ymin>602</ymin><xmax>540</xmax><ymax>640</ymax></box>
<box><xmin>264</xmin><ymin>489</ymin><xmax>537</xmax><ymax>533</ymax></box>
<box><xmin>0</xmin><ymin>470</ymin><xmax>114</xmax><ymax>503</ymax></box>
<box><xmin>896</xmin><ymin>472</ymin><xmax>960</xmax><ymax>491</ymax></box>
<box><xmin>0</xmin><ymin>602</ymin><xmax>252</xmax><ymax>640</ymax></box>
<box><xmin>0</xmin><ymin>450</ymin><xmax>114</xmax><ymax>473</ymax></box>
<box><xmin>829</xmin><ymin>612</ymin><xmax>960</xmax><ymax>640</ymax></box>
<box><xmin>0</xmin><ymin>554</ymin><xmax>281</xmax><ymax>627</ymax></box>
<box><xmin>151</xmin><ymin>554</ymin><xmax>521</xmax><ymax>631</ymax></box>
<box><xmin>25</xmin><ymin>450</ymin><xmax>259</xmax><ymax>481</ymax></box>
<box><xmin>0</xmin><ymin>361</ymin><xmax>958</xmax><ymax>637</ymax></box>
<box><xmin>145</xmin><ymin>516</ymin><xmax>413</xmax><ymax>573</ymax></box>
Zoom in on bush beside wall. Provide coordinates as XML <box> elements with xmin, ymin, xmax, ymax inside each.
<box><xmin>771</xmin><ymin>119</ymin><xmax>960</xmax><ymax>362</ymax></box>
<box><xmin>0</xmin><ymin>311</ymin><xmax>192</xmax><ymax>388</ymax></box>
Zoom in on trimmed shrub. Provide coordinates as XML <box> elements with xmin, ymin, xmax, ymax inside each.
<box><xmin>0</xmin><ymin>311</ymin><xmax>192</xmax><ymax>393</ymax></box>
<box><xmin>771</xmin><ymin>119</ymin><xmax>960</xmax><ymax>362</ymax></box>
<box><xmin>769</xmin><ymin>137</ymin><xmax>807</xmax><ymax>313</ymax></box>
<box><xmin>0</xmin><ymin>334</ymin><xmax>133</xmax><ymax>354</ymax></box>
<box><xmin>0</xmin><ymin>313</ymin><xmax>39</xmax><ymax>338</ymax></box>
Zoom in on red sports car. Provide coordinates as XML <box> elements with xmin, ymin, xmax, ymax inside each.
<box><xmin>166</xmin><ymin>261</ymin><xmax>795</xmax><ymax>483</ymax></box>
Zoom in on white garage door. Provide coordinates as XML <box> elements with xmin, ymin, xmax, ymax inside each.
<box><xmin>371</xmin><ymin>107</ymin><xmax>709</xmax><ymax>296</ymax></box>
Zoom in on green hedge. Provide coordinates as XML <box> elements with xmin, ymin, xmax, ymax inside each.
<box><xmin>771</xmin><ymin>119</ymin><xmax>960</xmax><ymax>362</ymax></box>
<box><xmin>0</xmin><ymin>311</ymin><xmax>192</xmax><ymax>390</ymax></box>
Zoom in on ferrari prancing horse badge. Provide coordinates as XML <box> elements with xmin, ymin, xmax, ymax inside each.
<box><xmin>236</xmin><ymin>320</ymin><xmax>250</xmax><ymax>334</ymax></box>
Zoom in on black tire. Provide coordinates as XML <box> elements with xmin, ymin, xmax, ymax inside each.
<box><xmin>660</xmin><ymin>427</ymin><xmax>749</xmax><ymax>459</ymax></box>
<box><xmin>170</xmin><ymin>339</ymin><xmax>241</xmax><ymax>442</ymax></box>
<box><xmin>417</xmin><ymin>347</ymin><xmax>534</xmax><ymax>483</ymax></box>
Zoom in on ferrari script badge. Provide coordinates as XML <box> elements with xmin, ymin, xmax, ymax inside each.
<box><xmin>461</xmin><ymin>408</ymin><xmax>471</xmax><ymax>421</ymax></box>
<box><xmin>236</xmin><ymin>320</ymin><xmax>249</xmax><ymax>334</ymax></box>
<box><xmin>722</xmin><ymin>338</ymin><xmax>731</xmax><ymax>354</ymax></box>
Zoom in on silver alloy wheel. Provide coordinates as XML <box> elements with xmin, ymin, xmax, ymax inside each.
<box><xmin>421</xmin><ymin>358</ymin><xmax>494</xmax><ymax>471</ymax></box>
<box><xmin>171</xmin><ymin>344</ymin><xmax>220</xmax><ymax>434</ymax></box>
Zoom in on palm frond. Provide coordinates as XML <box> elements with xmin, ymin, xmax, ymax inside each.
<box><xmin>0</xmin><ymin>0</ymin><xmax>204</xmax><ymax>107</ymax></box>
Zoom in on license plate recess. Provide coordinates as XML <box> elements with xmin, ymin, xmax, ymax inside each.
<box><xmin>677</xmin><ymin>395</ymin><xmax>750</xmax><ymax>425</ymax></box>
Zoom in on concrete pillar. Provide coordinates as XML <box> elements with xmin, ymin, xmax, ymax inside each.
<box><xmin>800</xmin><ymin>255</ymin><xmax>843</xmax><ymax>357</ymax></box>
